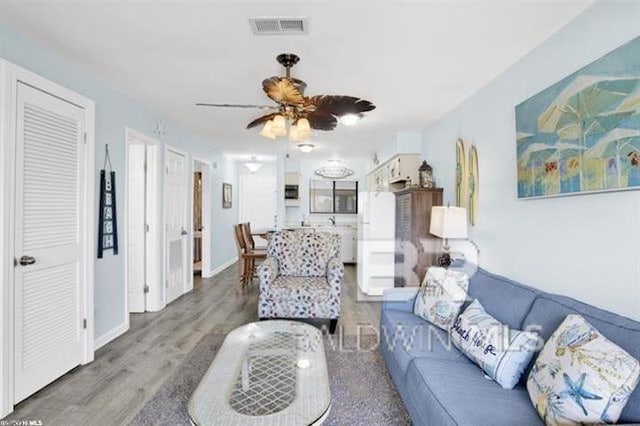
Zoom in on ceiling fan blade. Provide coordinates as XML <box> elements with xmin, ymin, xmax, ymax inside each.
<box><xmin>262</xmin><ymin>77</ymin><xmax>305</xmax><ymax>105</ymax></box>
<box><xmin>305</xmin><ymin>95</ymin><xmax>376</xmax><ymax>116</ymax></box>
<box><xmin>196</xmin><ymin>103</ymin><xmax>278</xmax><ymax>110</ymax></box>
<box><xmin>306</xmin><ymin>111</ymin><xmax>339</xmax><ymax>131</ymax></box>
<box><xmin>246</xmin><ymin>112</ymin><xmax>279</xmax><ymax>129</ymax></box>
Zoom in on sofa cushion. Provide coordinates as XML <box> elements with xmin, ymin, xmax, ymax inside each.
<box><xmin>406</xmin><ymin>357</ymin><xmax>543</xmax><ymax>426</ymax></box>
<box><xmin>380</xmin><ymin>309</ymin><xmax>470</xmax><ymax>375</ymax></box>
<box><xmin>414</xmin><ymin>267</ymin><xmax>469</xmax><ymax>331</ymax></box>
<box><xmin>265</xmin><ymin>276</ymin><xmax>331</xmax><ymax>300</ymax></box>
<box><xmin>522</xmin><ymin>294</ymin><xmax>640</xmax><ymax>423</ymax></box>
<box><xmin>527</xmin><ymin>314</ymin><xmax>640</xmax><ymax>425</ymax></box>
<box><xmin>466</xmin><ymin>268</ymin><xmax>540</xmax><ymax>329</ymax></box>
<box><xmin>451</xmin><ymin>299</ymin><xmax>540</xmax><ymax>389</ymax></box>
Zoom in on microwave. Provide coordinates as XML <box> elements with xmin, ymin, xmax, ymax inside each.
<box><xmin>284</xmin><ymin>184</ymin><xmax>299</xmax><ymax>200</ymax></box>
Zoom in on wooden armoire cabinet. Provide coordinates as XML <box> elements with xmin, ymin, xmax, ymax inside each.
<box><xmin>394</xmin><ymin>188</ymin><xmax>443</xmax><ymax>287</ymax></box>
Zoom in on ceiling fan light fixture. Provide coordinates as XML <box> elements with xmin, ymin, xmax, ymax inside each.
<box><xmin>297</xmin><ymin>118</ymin><xmax>311</xmax><ymax>132</ymax></box>
<box><xmin>298</xmin><ymin>143</ymin><xmax>315</xmax><ymax>153</ymax></box>
<box><xmin>288</xmin><ymin>124</ymin><xmax>301</xmax><ymax>141</ymax></box>
<box><xmin>198</xmin><ymin>54</ymin><xmax>376</xmax><ymax>142</ymax></box>
<box><xmin>260</xmin><ymin>120</ymin><xmax>276</xmax><ymax>139</ymax></box>
<box><xmin>271</xmin><ymin>115</ymin><xmax>287</xmax><ymax>137</ymax></box>
<box><xmin>340</xmin><ymin>113</ymin><xmax>361</xmax><ymax>127</ymax></box>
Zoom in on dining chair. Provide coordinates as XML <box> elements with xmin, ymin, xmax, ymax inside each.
<box><xmin>242</xmin><ymin>222</ymin><xmax>267</xmax><ymax>250</ymax></box>
<box><xmin>233</xmin><ymin>224</ymin><xmax>266</xmax><ymax>293</ymax></box>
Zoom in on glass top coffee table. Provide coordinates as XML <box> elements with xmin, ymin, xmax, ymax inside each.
<box><xmin>188</xmin><ymin>320</ymin><xmax>331</xmax><ymax>425</ymax></box>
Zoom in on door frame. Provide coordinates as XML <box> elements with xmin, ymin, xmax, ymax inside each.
<box><xmin>124</xmin><ymin>128</ymin><xmax>161</xmax><ymax>313</ymax></box>
<box><xmin>0</xmin><ymin>60</ymin><xmax>95</xmax><ymax>417</ymax></box>
<box><xmin>163</xmin><ymin>145</ymin><xmax>190</xmax><ymax>304</ymax></box>
<box><xmin>191</xmin><ymin>157</ymin><xmax>212</xmax><ymax>279</ymax></box>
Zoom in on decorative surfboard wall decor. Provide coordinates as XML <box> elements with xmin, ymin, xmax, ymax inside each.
<box><xmin>98</xmin><ymin>144</ymin><xmax>119</xmax><ymax>258</ymax></box>
<box><xmin>455</xmin><ymin>138</ymin><xmax>466</xmax><ymax>208</ymax></box>
<box><xmin>468</xmin><ymin>145</ymin><xmax>479</xmax><ymax>226</ymax></box>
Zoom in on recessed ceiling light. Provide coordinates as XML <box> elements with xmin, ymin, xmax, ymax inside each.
<box><xmin>340</xmin><ymin>114</ymin><xmax>361</xmax><ymax>126</ymax></box>
<box><xmin>297</xmin><ymin>143</ymin><xmax>315</xmax><ymax>153</ymax></box>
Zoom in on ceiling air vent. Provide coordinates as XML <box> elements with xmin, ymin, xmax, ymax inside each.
<box><xmin>249</xmin><ymin>17</ymin><xmax>308</xmax><ymax>35</ymax></box>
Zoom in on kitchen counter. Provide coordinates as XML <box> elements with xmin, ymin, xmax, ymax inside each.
<box><xmin>286</xmin><ymin>224</ymin><xmax>357</xmax><ymax>230</ymax></box>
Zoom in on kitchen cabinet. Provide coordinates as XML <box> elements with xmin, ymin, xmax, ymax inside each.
<box><xmin>366</xmin><ymin>154</ymin><xmax>421</xmax><ymax>192</ymax></box>
<box><xmin>394</xmin><ymin>187</ymin><xmax>443</xmax><ymax>287</ymax></box>
<box><xmin>333</xmin><ymin>227</ymin><xmax>357</xmax><ymax>263</ymax></box>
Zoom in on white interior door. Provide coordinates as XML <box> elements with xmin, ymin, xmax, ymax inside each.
<box><xmin>127</xmin><ymin>143</ymin><xmax>146</xmax><ymax>312</ymax></box>
<box><xmin>239</xmin><ymin>175</ymin><xmax>277</xmax><ymax>245</ymax></box>
<box><xmin>195</xmin><ymin>160</ymin><xmax>211</xmax><ymax>277</ymax></box>
<box><xmin>165</xmin><ymin>149</ymin><xmax>187</xmax><ymax>304</ymax></box>
<box><xmin>14</xmin><ymin>82</ymin><xmax>86</xmax><ymax>403</ymax></box>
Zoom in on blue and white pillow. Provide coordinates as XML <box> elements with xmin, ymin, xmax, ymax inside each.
<box><xmin>527</xmin><ymin>314</ymin><xmax>640</xmax><ymax>426</ymax></box>
<box><xmin>451</xmin><ymin>299</ymin><xmax>540</xmax><ymax>389</ymax></box>
<box><xmin>413</xmin><ymin>267</ymin><xmax>468</xmax><ymax>331</ymax></box>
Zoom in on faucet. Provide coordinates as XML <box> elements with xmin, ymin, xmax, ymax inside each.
<box><xmin>329</xmin><ymin>216</ymin><xmax>336</xmax><ymax>226</ymax></box>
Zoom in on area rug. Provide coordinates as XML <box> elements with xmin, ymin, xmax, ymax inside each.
<box><xmin>130</xmin><ymin>331</ymin><xmax>410</xmax><ymax>425</ymax></box>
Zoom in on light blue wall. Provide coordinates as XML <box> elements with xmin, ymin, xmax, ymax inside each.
<box><xmin>0</xmin><ymin>24</ymin><xmax>239</xmax><ymax>339</ymax></box>
<box><xmin>422</xmin><ymin>0</ymin><xmax>640</xmax><ymax>320</ymax></box>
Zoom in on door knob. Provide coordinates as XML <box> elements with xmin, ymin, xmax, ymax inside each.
<box><xmin>181</xmin><ymin>229</ymin><xmax>188</xmax><ymax>236</ymax></box>
<box><xmin>19</xmin><ymin>256</ymin><xmax>36</xmax><ymax>266</ymax></box>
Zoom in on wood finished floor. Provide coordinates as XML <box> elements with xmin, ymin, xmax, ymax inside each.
<box><xmin>5</xmin><ymin>264</ymin><xmax>381</xmax><ymax>425</ymax></box>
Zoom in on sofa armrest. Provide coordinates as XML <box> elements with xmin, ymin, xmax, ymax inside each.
<box><xmin>258</xmin><ymin>257</ymin><xmax>279</xmax><ymax>293</ymax></box>
<box><xmin>382</xmin><ymin>288</ymin><xmax>420</xmax><ymax>313</ymax></box>
<box><xmin>326</xmin><ymin>257</ymin><xmax>344</xmax><ymax>299</ymax></box>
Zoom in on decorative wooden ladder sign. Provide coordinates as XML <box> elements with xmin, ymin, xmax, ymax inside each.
<box><xmin>98</xmin><ymin>144</ymin><xmax>119</xmax><ymax>258</ymax></box>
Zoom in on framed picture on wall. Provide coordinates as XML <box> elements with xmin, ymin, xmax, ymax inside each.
<box><xmin>515</xmin><ymin>36</ymin><xmax>640</xmax><ymax>199</ymax></box>
<box><xmin>222</xmin><ymin>182</ymin><xmax>232</xmax><ymax>209</ymax></box>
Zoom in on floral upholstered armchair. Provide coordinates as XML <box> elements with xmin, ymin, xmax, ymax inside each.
<box><xmin>257</xmin><ymin>230</ymin><xmax>344</xmax><ymax>333</ymax></box>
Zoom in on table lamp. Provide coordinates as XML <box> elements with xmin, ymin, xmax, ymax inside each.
<box><xmin>430</xmin><ymin>206</ymin><xmax>468</xmax><ymax>267</ymax></box>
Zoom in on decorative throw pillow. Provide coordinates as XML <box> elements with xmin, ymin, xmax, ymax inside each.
<box><xmin>527</xmin><ymin>314</ymin><xmax>640</xmax><ymax>425</ymax></box>
<box><xmin>413</xmin><ymin>267</ymin><xmax>468</xmax><ymax>331</ymax></box>
<box><xmin>451</xmin><ymin>299</ymin><xmax>540</xmax><ymax>389</ymax></box>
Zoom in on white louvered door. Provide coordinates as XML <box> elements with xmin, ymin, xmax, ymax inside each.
<box><xmin>14</xmin><ymin>82</ymin><xmax>85</xmax><ymax>403</ymax></box>
<box><xmin>165</xmin><ymin>149</ymin><xmax>187</xmax><ymax>304</ymax></box>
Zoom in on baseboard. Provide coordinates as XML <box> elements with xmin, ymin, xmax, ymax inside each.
<box><xmin>207</xmin><ymin>256</ymin><xmax>238</xmax><ymax>277</ymax></box>
<box><xmin>94</xmin><ymin>321</ymin><xmax>129</xmax><ymax>350</ymax></box>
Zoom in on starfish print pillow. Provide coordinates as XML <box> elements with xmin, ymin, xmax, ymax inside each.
<box><xmin>527</xmin><ymin>314</ymin><xmax>640</xmax><ymax>425</ymax></box>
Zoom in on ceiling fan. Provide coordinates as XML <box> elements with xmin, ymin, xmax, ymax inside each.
<box><xmin>196</xmin><ymin>53</ymin><xmax>376</xmax><ymax>140</ymax></box>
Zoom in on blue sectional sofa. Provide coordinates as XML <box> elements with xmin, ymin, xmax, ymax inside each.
<box><xmin>380</xmin><ymin>266</ymin><xmax>640</xmax><ymax>426</ymax></box>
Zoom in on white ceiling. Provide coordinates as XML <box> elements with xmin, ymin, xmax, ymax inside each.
<box><xmin>0</xmin><ymin>0</ymin><xmax>594</xmax><ymax>160</ymax></box>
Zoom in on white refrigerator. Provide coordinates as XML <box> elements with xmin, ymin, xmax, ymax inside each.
<box><xmin>357</xmin><ymin>192</ymin><xmax>396</xmax><ymax>296</ymax></box>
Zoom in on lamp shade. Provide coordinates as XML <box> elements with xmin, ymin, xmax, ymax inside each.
<box><xmin>430</xmin><ymin>206</ymin><xmax>468</xmax><ymax>239</ymax></box>
<box><xmin>297</xmin><ymin>118</ymin><xmax>311</xmax><ymax>132</ymax></box>
<box><xmin>288</xmin><ymin>124</ymin><xmax>300</xmax><ymax>141</ymax></box>
<box><xmin>271</xmin><ymin>115</ymin><xmax>287</xmax><ymax>137</ymax></box>
<box><xmin>259</xmin><ymin>120</ymin><xmax>276</xmax><ymax>140</ymax></box>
